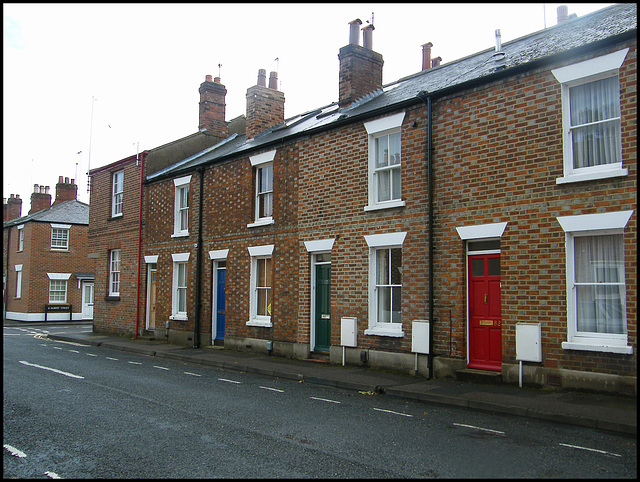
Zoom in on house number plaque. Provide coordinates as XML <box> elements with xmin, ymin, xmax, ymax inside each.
<box><xmin>479</xmin><ymin>320</ymin><xmax>493</xmax><ymax>326</ymax></box>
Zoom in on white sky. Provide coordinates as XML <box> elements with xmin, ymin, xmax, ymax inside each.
<box><xmin>3</xmin><ymin>3</ymin><xmax>613</xmax><ymax>206</ymax></box>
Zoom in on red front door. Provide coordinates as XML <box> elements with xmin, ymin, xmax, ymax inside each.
<box><xmin>468</xmin><ymin>254</ymin><xmax>502</xmax><ymax>371</ymax></box>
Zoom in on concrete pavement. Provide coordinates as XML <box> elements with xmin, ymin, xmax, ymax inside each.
<box><xmin>7</xmin><ymin>321</ymin><xmax>636</xmax><ymax>437</ymax></box>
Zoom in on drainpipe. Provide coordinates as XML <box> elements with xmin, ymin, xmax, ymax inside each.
<box><xmin>134</xmin><ymin>150</ymin><xmax>145</xmax><ymax>339</ymax></box>
<box><xmin>417</xmin><ymin>90</ymin><xmax>434</xmax><ymax>379</ymax></box>
<box><xmin>193</xmin><ymin>166</ymin><xmax>205</xmax><ymax>349</ymax></box>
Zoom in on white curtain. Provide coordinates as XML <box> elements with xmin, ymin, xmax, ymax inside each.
<box><xmin>570</xmin><ymin>76</ymin><xmax>621</xmax><ymax>169</ymax></box>
<box><xmin>574</xmin><ymin>234</ymin><xmax>625</xmax><ymax>334</ymax></box>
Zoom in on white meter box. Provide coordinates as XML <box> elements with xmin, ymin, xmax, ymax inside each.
<box><xmin>341</xmin><ymin>317</ymin><xmax>357</xmax><ymax>347</ymax></box>
<box><xmin>516</xmin><ymin>323</ymin><xmax>542</xmax><ymax>362</ymax></box>
<box><xmin>412</xmin><ymin>320</ymin><xmax>430</xmax><ymax>354</ymax></box>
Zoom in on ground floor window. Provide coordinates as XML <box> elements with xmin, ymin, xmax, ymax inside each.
<box><xmin>247</xmin><ymin>244</ymin><xmax>274</xmax><ymax>327</ymax></box>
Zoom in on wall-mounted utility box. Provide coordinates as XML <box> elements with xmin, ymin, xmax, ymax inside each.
<box><xmin>341</xmin><ymin>317</ymin><xmax>357</xmax><ymax>347</ymax></box>
<box><xmin>411</xmin><ymin>320</ymin><xmax>430</xmax><ymax>354</ymax></box>
<box><xmin>516</xmin><ymin>323</ymin><xmax>542</xmax><ymax>362</ymax></box>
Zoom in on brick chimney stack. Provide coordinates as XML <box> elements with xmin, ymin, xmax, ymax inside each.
<box><xmin>29</xmin><ymin>184</ymin><xmax>51</xmax><ymax>214</ymax></box>
<box><xmin>338</xmin><ymin>19</ymin><xmax>384</xmax><ymax>107</ymax></box>
<box><xmin>52</xmin><ymin>176</ymin><xmax>78</xmax><ymax>206</ymax></box>
<box><xmin>3</xmin><ymin>194</ymin><xmax>22</xmax><ymax>222</ymax></box>
<box><xmin>245</xmin><ymin>69</ymin><xmax>285</xmax><ymax>139</ymax></box>
<box><xmin>199</xmin><ymin>74</ymin><xmax>228</xmax><ymax>138</ymax></box>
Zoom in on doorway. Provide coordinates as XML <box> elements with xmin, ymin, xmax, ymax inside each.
<box><xmin>81</xmin><ymin>281</ymin><xmax>94</xmax><ymax>320</ymax></box>
<box><xmin>467</xmin><ymin>251</ymin><xmax>502</xmax><ymax>371</ymax></box>
<box><xmin>213</xmin><ymin>261</ymin><xmax>226</xmax><ymax>343</ymax></box>
<box><xmin>312</xmin><ymin>253</ymin><xmax>331</xmax><ymax>352</ymax></box>
<box><xmin>146</xmin><ymin>264</ymin><xmax>157</xmax><ymax>330</ymax></box>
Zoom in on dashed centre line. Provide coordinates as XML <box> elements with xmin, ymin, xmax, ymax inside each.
<box><xmin>4</xmin><ymin>444</ymin><xmax>27</xmax><ymax>458</ymax></box>
<box><xmin>105</xmin><ymin>357</ymin><xmax>119</xmax><ymax>361</ymax></box>
<box><xmin>260</xmin><ymin>386</ymin><xmax>284</xmax><ymax>393</ymax></box>
<box><xmin>454</xmin><ymin>423</ymin><xmax>505</xmax><ymax>435</ymax></box>
<box><xmin>219</xmin><ymin>378</ymin><xmax>241</xmax><ymax>384</ymax></box>
<box><xmin>184</xmin><ymin>372</ymin><xmax>201</xmax><ymax>377</ymax></box>
<box><xmin>559</xmin><ymin>443</ymin><xmax>622</xmax><ymax>457</ymax></box>
<box><xmin>373</xmin><ymin>407</ymin><xmax>413</xmax><ymax>417</ymax></box>
<box><xmin>310</xmin><ymin>396</ymin><xmax>340</xmax><ymax>404</ymax></box>
<box><xmin>128</xmin><ymin>361</ymin><xmax>142</xmax><ymax>365</ymax></box>
<box><xmin>153</xmin><ymin>366</ymin><xmax>170</xmax><ymax>371</ymax></box>
<box><xmin>19</xmin><ymin>360</ymin><xmax>84</xmax><ymax>379</ymax></box>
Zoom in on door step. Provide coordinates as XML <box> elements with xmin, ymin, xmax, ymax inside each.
<box><xmin>305</xmin><ymin>351</ymin><xmax>330</xmax><ymax>363</ymax></box>
<box><xmin>456</xmin><ymin>368</ymin><xmax>502</xmax><ymax>385</ymax></box>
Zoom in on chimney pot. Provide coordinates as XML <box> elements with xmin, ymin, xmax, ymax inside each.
<box><xmin>257</xmin><ymin>69</ymin><xmax>267</xmax><ymax>87</ymax></box>
<box><xmin>45</xmin><ymin>186</ymin><xmax>50</xmax><ymax>194</ymax></box>
<box><xmin>269</xmin><ymin>71</ymin><xmax>278</xmax><ymax>90</ymax></box>
<box><xmin>205</xmin><ymin>74</ymin><xmax>213</xmax><ymax>82</ymax></box>
<box><xmin>557</xmin><ymin>5</ymin><xmax>569</xmax><ymax>23</ymax></box>
<box><xmin>64</xmin><ymin>177</ymin><xmax>69</xmax><ymax>184</ymax></box>
<box><xmin>58</xmin><ymin>176</ymin><xmax>63</xmax><ymax>183</ymax></box>
<box><xmin>214</xmin><ymin>76</ymin><xmax>221</xmax><ymax>83</ymax></box>
<box><xmin>34</xmin><ymin>184</ymin><xmax>39</xmax><ymax>193</ymax></box>
<box><xmin>422</xmin><ymin>42</ymin><xmax>433</xmax><ymax>71</ymax></box>
<box><xmin>362</xmin><ymin>24</ymin><xmax>374</xmax><ymax>50</ymax></box>
<box><xmin>349</xmin><ymin>18</ymin><xmax>362</xmax><ymax>45</ymax></box>
<box><xmin>431</xmin><ymin>56</ymin><xmax>442</xmax><ymax>68</ymax></box>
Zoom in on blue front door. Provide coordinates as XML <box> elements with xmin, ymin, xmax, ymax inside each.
<box><xmin>215</xmin><ymin>266</ymin><xmax>226</xmax><ymax>341</ymax></box>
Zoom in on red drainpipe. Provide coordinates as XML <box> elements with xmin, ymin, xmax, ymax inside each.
<box><xmin>134</xmin><ymin>150</ymin><xmax>146</xmax><ymax>339</ymax></box>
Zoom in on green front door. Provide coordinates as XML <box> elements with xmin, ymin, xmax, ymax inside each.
<box><xmin>315</xmin><ymin>263</ymin><xmax>331</xmax><ymax>351</ymax></box>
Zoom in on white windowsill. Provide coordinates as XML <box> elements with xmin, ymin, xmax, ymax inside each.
<box><xmin>562</xmin><ymin>341</ymin><xmax>633</xmax><ymax>355</ymax></box>
<box><xmin>365</xmin><ymin>326</ymin><xmax>405</xmax><ymax>338</ymax></box>
<box><xmin>170</xmin><ymin>314</ymin><xmax>188</xmax><ymax>321</ymax></box>
<box><xmin>111</xmin><ymin>213</ymin><xmax>123</xmax><ymax>218</ymax></box>
<box><xmin>247</xmin><ymin>218</ymin><xmax>274</xmax><ymax>228</ymax></box>
<box><xmin>171</xmin><ymin>231</ymin><xmax>189</xmax><ymax>238</ymax></box>
<box><xmin>247</xmin><ymin>319</ymin><xmax>273</xmax><ymax>328</ymax></box>
<box><xmin>556</xmin><ymin>167</ymin><xmax>628</xmax><ymax>184</ymax></box>
<box><xmin>364</xmin><ymin>200</ymin><xmax>406</xmax><ymax>212</ymax></box>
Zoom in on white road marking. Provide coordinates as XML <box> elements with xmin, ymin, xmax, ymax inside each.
<box><xmin>218</xmin><ymin>378</ymin><xmax>241</xmax><ymax>384</ymax></box>
<box><xmin>310</xmin><ymin>396</ymin><xmax>340</xmax><ymax>404</ymax></box>
<box><xmin>128</xmin><ymin>361</ymin><xmax>142</xmax><ymax>365</ymax></box>
<box><xmin>373</xmin><ymin>407</ymin><xmax>413</xmax><ymax>417</ymax></box>
<box><xmin>4</xmin><ymin>444</ymin><xmax>27</xmax><ymax>458</ymax></box>
<box><xmin>105</xmin><ymin>357</ymin><xmax>118</xmax><ymax>361</ymax></box>
<box><xmin>19</xmin><ymin>361</ymin><xmax>84</xmax><ymax>379</ymax></box>
<box><xmin>86</xmin><ymin>353</ymin><xmax>97</xmax><ymax>357</ymax></box>
<box><xmin>45</xmin><ymin>471</ymin><xmax>61</xmax><ymax>479</ymax></box>
<box><xmin>453</xmin><ymin>423</ymin><xmax>505</xmax><ymax>435</ymax></box>
<box><xmin>260</xmin><ymin>386</ymin><xmax>284</xmax><ymax>393</ymax></box>
<box><xmin>153</xmin><ymin>366</ymin><xmax>169</xmax><ymax>370</ymax></box>
<box><xmin>69</xmin><ymin>350</ymin><xmax>80</xmax><ymax>353</ymax></box>
<box><xmin>53</xmin><ymin>347</ymin><xmax>63</xmax><ymax>350</ymax></box>
<box><xmin>184</xmin><ymin>372</ymin><xmax>201</xmax><ymax>377</ymax></box>
<box><xmin>559</xmin><ymin>443</ymin><xmax>622</xmax><ymax>457</ymax></box>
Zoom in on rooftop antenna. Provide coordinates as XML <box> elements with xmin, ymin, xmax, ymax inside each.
<box><xmin>366</xmin><ymin>12</ymin><xmax>374</xmax><ymax>26</ymax></box>
<box><xmin>543</xmin><ymin>3</ymin><xmax>547</xmax><ymax>29</ymax></box>
<box><xmin>87</xmin><ymin>95</ymin><xmax>96</xmax><ymax>193</ymax></box>
<box><xmin>133</xmin><ymin>141</ymin><xmax>139</xmax><ymax>166</ymax></box>
<box><xmin>218</xmin><ymin>63</ymin><xmax>222</xmax><ymax>78</ymax></box>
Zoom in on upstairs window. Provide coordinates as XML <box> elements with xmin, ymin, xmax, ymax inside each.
<box><xmin>364</xmin><ymin>112</ymin><xmax>406</xmax><ymax>211</ymax></box>
<box><xmin>51</xmin><ymin>224</ymin><xmax>70</xmax><ymax>250</ymax></box>
<box><xmin>17</xmin><ymin>225</ymin><xmax>24</xmax><ymax>252</ymax></box>
<box><xmin>112</xmin><ymin>170</ymin><xmax>124</xmax><ymax>217</ymax></box>
<box><xmin>553</xmin><ymin>49</ymin><xmax>629</xmax><ymax>184</ymax></box>
<box><xmin>248</xmin><ymin>150</ymin><xmax>276</xmax><ymax>228</ymax></box>
<box><xmin>173</xmin><ymin>175</ymin><xmax>191</xmax><ymax>237</ymax></box>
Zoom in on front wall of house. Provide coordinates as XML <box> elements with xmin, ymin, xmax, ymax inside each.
<box><xmin>90</xmin><ymin>158</ymin><xmax>143</xmax><ymax>336</ymax></box>
<box><xmin>432</xmin><ymin>40</ymin><xmax>637</xmax><ymax>379</ymax></box>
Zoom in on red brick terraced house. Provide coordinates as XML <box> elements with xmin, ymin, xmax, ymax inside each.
<box><xmin>89</xmin><ymin>4</ymin><xmax>636</xmax><ymax>394</ymax></box>
<box><xmin>3</xmin><ymin>177</ymin><xmax>93</xmax><ymax>321</ymax></box>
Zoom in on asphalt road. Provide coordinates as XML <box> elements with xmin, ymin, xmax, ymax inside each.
<box><xmin>4</xmin><ymin>323</ymin><xmax>637</xmax><ymax>478</ymax></box>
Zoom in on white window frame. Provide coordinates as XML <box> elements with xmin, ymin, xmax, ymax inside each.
<box><xmin>50</xmin><ymin>224</ymin><xmax>70</xmax><ymax>251</ymax></box>
<box><xmin>172</xmin><ymin>175</ymin><xmax>191</xmax><ymax>237</ymax></box>
<box><xmin>247</xmin><ymin>244</ymin><xmax>274</xmax><ymax>327</ymax></box>
<box><xmin>364</xmin><ymin>232</ymin><xmax>407</xmax><ymax>337</ymax></box>
<box><xmin>109</xmin><ymin>249</ymin><xmax>121</xmax><ymax>296</ymax></box>
<box><xmin>364</xmin><ymin>112</ymin><xmax>406</xmax><ymax>211</ymax></box>
<box><xmin>17</xmin><ymin>225</ymin><xmax>24</xmax><ymax>251</ymax></box>
<box><xmin>47</xmin><ymin>273</ymin><xmax>71</xmax><ymax>304</ymax></box>
<box><xmin>112</xmin><ymin>170</ymin><xmax>124</xmax><ymax>217</ymax></box>
<box><xmin>170</xmin><ymin>252</ymin><xmax>190</xmax><ymax>320</ymax></box>
<box><xmin>248</xmin><ymin>150</ymin><xmax>276</xmax><ymax>228</ymax></box>
<box><xmin>15</xmin><ymin>264</ymin><xmax>23</xmax><ymax>298</ymax></box>
<box><xmin>557</xmin><ymin>210</ymin><xmax>633</xmax><ymax>354</ymax></box>
<box><xmin>552</xmin><ymin>49</ymin><xmax>629</xmax><ymax>184</ymax></box>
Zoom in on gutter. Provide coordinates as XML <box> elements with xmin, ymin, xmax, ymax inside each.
<box><xmin>193</xmin><ymin>166</ymin><xmax>205</xmax><ymax>348</ymax></box>
<box><xmin>417</xmin><ymin>91</ymin><xmax>435</xmax><ymax>379</ymax></box>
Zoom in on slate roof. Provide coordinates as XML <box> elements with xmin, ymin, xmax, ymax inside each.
<box><xmin>3</xmin><ymin>200</ymin><xmax>90</xmax><ymax>228</ymax></box>
<box><xmin>148</xmin><ymin>3</ymin><xmax>636</xmax><ymax>182</ymax></box>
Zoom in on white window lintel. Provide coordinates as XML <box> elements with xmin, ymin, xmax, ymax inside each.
<box><xmin>248</xmin><ymin>244</ymin><xmax>274</xmax><ymax>257</ymax></box>
<box><xmin>456</xmin><ymin>222</ymin><xmax>507</xmax><ymax>240</ymax></box>
<box><xmin>51</xmin><ymin>223</ymin><xmax>71</xmax><ymax>230</ymax></box>
<box><xmin>174</xmin><ymin>175</ymin><xmax>192</xmax><ymax>187</ymax></box>
<box><xmin>551</xmin><ymin>48</ymin><xmax>629</xmax><ymax>84</ymax></box>
<box><xmin>557</xmin><ymin>210</ymin><xmax>633</xmax><ymax>233</ymax></box>
<box><xmin>364</xmin><ymin>112</ymin><xmax>405</xmax><ymax>135</ymax></box>
<box><xmin>250</xmin><ymin>149</ymin><xmax>277</xmax><ymax>167</ymax></box>
<box><xmin>364</xmin><ymin>232</ymin><xmax>407</xmax><ymax>248</ymax></box>
<box><xmin>209</xmin><ymin>249</ymin><xmax>229</xmax><ymax>261</ymax></box>
<box><xmin>47</xmin><ymin>273</ymin><xmax>71</xmax><ymax>280</ymax></box>
<box><xmin>304</xmin><ymin>238</ymin><xmax>335</xmax><ymax>253</ymax></box>
<box><xmin>171</xmin><ymin>252</ymin><xmax>190</xmax><ymax>262</ymax></box>
<box><xmin>144</xmin><ymin>255</ymin><xmax>158</xmax><ymax>264</ymax></box>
